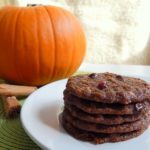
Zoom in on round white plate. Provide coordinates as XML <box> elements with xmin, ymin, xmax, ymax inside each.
<box><xmin>21</xmin><ymin>64</ymin><xmax>150</xmax><ymax>150</ymax></box>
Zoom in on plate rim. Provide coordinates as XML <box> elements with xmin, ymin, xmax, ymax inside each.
<box><xmin>21</xmin><ymin>79</ymin><xmax>67</xmax><ymax>150</ymax></box>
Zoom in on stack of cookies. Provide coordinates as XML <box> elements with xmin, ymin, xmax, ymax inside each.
<box><xmin>62</xmin><ymin>72</ymin><xmax>150</xmax><ymax>144</ymax></box>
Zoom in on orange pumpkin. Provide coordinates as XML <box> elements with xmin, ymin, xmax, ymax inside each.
<box><xmin>0</xmin><ymin>5</ymin><xmax>86</xmax><ymax>86</ymax></box>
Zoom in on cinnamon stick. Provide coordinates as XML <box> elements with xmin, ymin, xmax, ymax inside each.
<box><xmin>0</xmin><ymin>83</ymin><xmax>37</xmax><ymax>118</ymax></box>
<box><xmin>0</xmin><ymin>84</ymin><xmax>37</xmax><ymax>97</ymax></box>
<box><xmin>2</xmin><ymin>96</ymin><xmax>21</xmax><ymax>118</ymax></box>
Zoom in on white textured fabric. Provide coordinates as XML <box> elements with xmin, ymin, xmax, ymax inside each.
<box><xmin>1</xmin><ymin>0</ymin><xmax>150</xmax><ymax>65</ymax></box>
<box><xmin>0</xmin><ymin>0</ymin><xmax>18</xmax><ymax>6</ymax></box>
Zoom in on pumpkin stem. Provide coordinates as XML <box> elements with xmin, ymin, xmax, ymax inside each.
<box><xmin>27</xmin><ymin>4</ymin><xmax>42</xmax><ymax>7</ymax></box>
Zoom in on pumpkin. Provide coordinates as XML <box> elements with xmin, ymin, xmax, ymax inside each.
<box><xmin>0</xmin><ymin>5</ymin><xmax>86</xmax><ymax>86</ymax></box>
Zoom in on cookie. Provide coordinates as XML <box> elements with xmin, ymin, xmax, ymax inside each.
<box><xmin>64</xmin><ymin>90</ymin><xmax>150</xmax><ymax>115</ymax></box>
<box><xmin>63</xmin><ymin>109</ymin><xmax>150</xmax><ymax>133</ymax></box>
<box><xmin>66</xmin><ymin>73</ymin><xmax>150</xmax><ymax>104</ymax></box>
<box><xmin>65</xmin><ymin>104</ymin><xmax>149</xmax><ymax>125</ymax></box>
<box><xmin>62</xmin><ymin>117</ymin><xmax>149</xmax><ymax>144</ymax></box>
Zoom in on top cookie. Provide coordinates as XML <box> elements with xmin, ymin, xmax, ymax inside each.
<box><xmin>66</xmin><ymin>72</ymin><xmax>150</xmax><ymax>104</ymax></box>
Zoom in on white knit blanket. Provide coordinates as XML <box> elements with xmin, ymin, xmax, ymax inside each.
<box><xmin>1</xmin><ymin>0</ymin><xmax>150</xmax><ymax>65</ymax></box>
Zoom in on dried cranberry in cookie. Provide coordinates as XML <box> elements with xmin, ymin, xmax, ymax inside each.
<box><xmin>88</xmin><ymin>73</ymin><xmax>97</xmax><ymax>79</ymax></box>
<box><xmin>97</xmin><ymin>81</ymin><xmax>107</xmax><ymax>90</ymax></box>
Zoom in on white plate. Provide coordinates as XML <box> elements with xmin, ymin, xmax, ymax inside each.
<box><xmin>21</xmin><ymin>64</ymin><xmax>150</xmax><ymax>150</ymax></box>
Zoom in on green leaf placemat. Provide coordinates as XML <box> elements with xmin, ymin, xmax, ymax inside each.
<box><xmin>0</xmin><ymin>71</ymin><xmax>89</xmax><ymax>150</ymax></box>
<box><xmin>0</xmin><ymin>99</ymin><xmax>41</xmax><ymax>150</ymax></box>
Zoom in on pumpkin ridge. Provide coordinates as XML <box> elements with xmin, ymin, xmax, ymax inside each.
<box><xmin>13</xmin><ymin>8</ymin><xmax>24</xmax><ymax>83</ymax></box>
<box><xmin>0</xmin><ymin>8</ymin><xmax>7</xmax><ymax>25</ymax></box>
<box><xmin>44</xmin><ymin>6</ymin><xmax>56</xmax><ymax>82</ymax></box>
<box><xmin>0</xmin><ymin>8</ymin><xmax>14</xmax><ymax>79</ymax></box>
<box><xmin>60</xmin><ymin>10</ymin><xmax>74</xmax><ymax>79</ymax></box>
<box><xmin>60</xmin><ymin>10</ymin><xmax>86</xmax><ymax>77</ymax></box>
<box><xmin>34</xmin><ymin>7</ymin><xmax>41</xmax><ymax>84</ymax></box>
